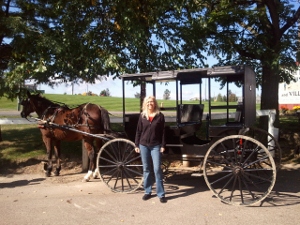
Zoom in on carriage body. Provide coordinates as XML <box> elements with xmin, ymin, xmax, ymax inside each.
<box><xmin>121</xmin><ymin>65</ymin><xmax>257</xmax><ymax>158</ymax></box>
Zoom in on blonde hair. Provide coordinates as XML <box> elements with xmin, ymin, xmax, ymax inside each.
<box><xmin>141</xmin><ymin>96</ymin><xmax>160</xmax><ymax>119</ymax></box>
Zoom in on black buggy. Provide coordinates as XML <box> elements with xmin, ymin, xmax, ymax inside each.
<box><xmin>96</xmin><ymin>65</ymin><xmax>281</xmax><ymax>206</ymax></box>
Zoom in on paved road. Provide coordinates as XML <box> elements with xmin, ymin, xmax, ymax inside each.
<box><xmin>0</xmin><ymin>164</ymin><xmax>300</xmax><ymax>225</ymax></box>
<box><xmin>0</xmin><ymin>110</ymin><xmax>236</xmax><ymax>125</ymax></box>
<box><xmin>0</xmin><ymin>110</ymin><xmax>126</xmax><ymax>124</ymax></box>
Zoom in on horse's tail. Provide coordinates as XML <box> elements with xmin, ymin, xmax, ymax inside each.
<box><xmin>99</xmin><ymin>106</ymin><xmax>111</xmax><ymax>134</ymax></box>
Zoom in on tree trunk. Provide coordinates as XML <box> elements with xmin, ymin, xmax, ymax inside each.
<box><xmin>260</xmin><ymin>65</ymin><xmax>280</xmax><ymax>128</ymax></box>
<box><xmin>140</xmin><ymin>81</ymin><xmax>146</xmax><ymax>111</ymax></box>
<box><xmin>0</xmin><ymin>125</ymin><xmax>2</xmax><ymax>142</ymax></box>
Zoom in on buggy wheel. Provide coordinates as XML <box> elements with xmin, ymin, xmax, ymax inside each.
<box><xmin>203</xmin><ymin>135</ymin><xmax>276</xmax><ymax>206</ymax></box>
<box><xmin>162</xmin><ymin>158</ymin><xmax>171</xmax><ymax>174</ymax></box>
<box><xmin>97</xmin><ymin>138</ymin><xmax>143</xmax><ymax>193</ymax></box>
<box><xmin>238</xmin><ymin>127</ymin><xmax>282</xmax><ymax>170</ymax></box>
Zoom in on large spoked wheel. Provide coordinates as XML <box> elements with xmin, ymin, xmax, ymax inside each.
<box><xmin>203</xmin><ymin>135</ymin><xmax>276</xmax><ymax>206</ymax></box>
<box><xmin>97</xmin><ymin>138</ymin><xmax>143</xmax><ymax>193</ymax></box>
<box><xmin>238</xmin><ymin>127</ymin><xmax>282</xmax><ymax>170</ymax></box>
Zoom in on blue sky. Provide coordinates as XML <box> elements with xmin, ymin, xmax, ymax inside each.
<box><xmin>39</xmin><ymin>76</ymin><xmax>211</xmax><ymax>100</ymax></box>
<box><xmin>39</xmin><ymin>69</ymin><xmax>245</xmax><ymax>101</ymax></box>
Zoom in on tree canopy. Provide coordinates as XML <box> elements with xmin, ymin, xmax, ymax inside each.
<box><xmin>1</xmin><ymin>0</ymin><xmax>300</xmax><ymax>126</ymax></box>
<box><xmin>1</xmin><ymin>0</ymin><xmax>208</xmax><ymax>97</ymax></box>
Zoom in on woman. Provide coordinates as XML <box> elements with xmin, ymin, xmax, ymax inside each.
<box><xmin>134</xmin><ymin>96</ymin><xmax>167</xmax><ymax>203</ymax></box>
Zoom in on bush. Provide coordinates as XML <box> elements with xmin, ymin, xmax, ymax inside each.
<box><xmin>163</xmin><ymin>89</ymin><xmax>171</xmax><ymax>100</ymax></box>
<box><xmin>100</xmin><ymin>88</ymin><xmax>111</xmax><ymax>97</ymax></box>
<box><xmin>134</xmin><ymin>92</ymin><xmax>140</xmax><ymax>98</ymax></box>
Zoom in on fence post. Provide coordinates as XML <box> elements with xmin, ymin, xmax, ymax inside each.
<box><xmin>0</xmin><ymin>125</ymin><xmax>2</xmax><ymax>142</ymax></box>
<box><xmin>82</xmin><ymin>140</ymin><xmax>89</xmax><ymax>172</ymax></box>
<box><xmin>256</xmin><ymin>109</ymin><xmax>279</xmax><ymax>157</ymax></box>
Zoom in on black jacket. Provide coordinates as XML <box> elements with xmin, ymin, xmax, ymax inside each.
<box><xmin>135</xmin><ymin>112</ymin><xmax>165</xmax><ymax>148</ymax></box>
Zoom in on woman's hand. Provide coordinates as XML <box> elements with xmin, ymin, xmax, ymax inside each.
<box><xmin>135</xmin><ymin>147</ymin><xmax>140</xmax><ymax>153</ymax></box>
<box><xmin>160</xmin><ymin>147</ymin><xmax>165</xmax><ymax>153</ymax></box>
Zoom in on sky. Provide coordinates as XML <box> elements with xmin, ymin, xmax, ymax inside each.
<box><xmin>38</xmin><ymin>70</ymin><xmax>247</xmax><ymax>101</ymax></box>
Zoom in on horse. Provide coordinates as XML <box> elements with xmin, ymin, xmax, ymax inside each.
<box><xmin>20</xmin><ymin>91</ymin><xmax>111</xmax><ymax>181</ymax></box>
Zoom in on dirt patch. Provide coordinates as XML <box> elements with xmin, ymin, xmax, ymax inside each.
<box><xmin>17</xmin><ymin>161</ymin><xmax>83</xmax><ymax>175</ymax></box>
<box><xmin>280</xmin><ymin>131</ymin><xmax>300</xmax><ymax>163</ymax></box>
<box><xmin>0</xmin><ymin>157</ymin><xmax>83</xmax><ymax>176</ymax></box>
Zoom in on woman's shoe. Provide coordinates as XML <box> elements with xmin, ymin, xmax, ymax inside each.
<box><xmin>160</xmin><ymin>197</ymin><xmax>167</xmax><ymax>203</ymax></box>
<box><xmin>142</xmin><ymin>194</ymin><xmax>151</xmax><ymax>201</ymax></box>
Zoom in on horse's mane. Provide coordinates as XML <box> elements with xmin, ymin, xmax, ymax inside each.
<box><xmin>36</xmin><ymin>94</ymin><xmax>99</xmax><ymax>111</ymax></box>
<box><xmin>35</xmin><ymin>94</ymin><xmax>69</xmax><ymax>108</ymax></box>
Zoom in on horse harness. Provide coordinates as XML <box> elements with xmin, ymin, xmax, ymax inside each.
<box><xmin>39</xmin><ymin>103</ymin><xmax>100</xmax><ymax>133</ymax></box>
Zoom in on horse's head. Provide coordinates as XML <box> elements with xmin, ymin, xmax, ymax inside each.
<box><xmin>20</xmin><ymin>90</ymin><xmax>58</xmax><ymax>118</ymax></box>
<box><xmin>20</xmin><ymin>91</ymin><xmax>36</xmax><ymax>118</ymax></box>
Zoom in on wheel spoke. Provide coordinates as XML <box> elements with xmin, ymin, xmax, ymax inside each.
<box><xmin>210</xmin><ymin>172</ymin><xmax>233</xmax><ymax>186</ymax></box>
<box><xmin>243</xmin><ymin>170</ymin><xmax>273</xmax><ymax>184</ymax></box>
<box><xmin>101</xmin><ymin>147</ymin><xmax>118</xmax><ymax>163</ymax></box>
<box><xmin>205</xmin><ymin>159</ymin><xmax>233</xmax><ymax>171</ymax></box>
<box><xmin>217</xmin><ymin>175</ymin><xmax>234</xmax><ymax>196</ymax></box>
<box><xmin>99</xmin><ymin>155</ymin><xmax>117</xmax><ymax>165</ymax></box>
<box><xmin>102</xmin><ymin>168</ymin><xmax>119</xmax><ymax>184</ymax></box>
<box><xmin>229</xmin><ymin>175</ymin><xmax>238</xmax><ymax>202</ymax></box>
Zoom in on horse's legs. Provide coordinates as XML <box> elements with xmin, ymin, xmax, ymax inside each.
<box><xmin>92</xmin><ymin>138</ymin><xmax>103</xmax><ymax>179</ymax></box>
<box><xmin>53</xmin><ymin>140</ymin><xmax>61</xmax><ymax>176</ymax></box>
<box><xmin>43</xmin><ymin>136</ymin><xmax>53</xmax><ymax>177</ymax></box>
<box><xmin>83</xmin><ymin>140</ymin><xmax>95</xmax><ymax>182</ymax></box>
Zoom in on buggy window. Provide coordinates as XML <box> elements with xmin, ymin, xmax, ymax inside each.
<box><xmin>179</xmin><ymin>104</ymin><xmax>204</xmax><ymax>124</ymax></box>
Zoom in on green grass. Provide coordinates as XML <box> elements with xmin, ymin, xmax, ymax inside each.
<box><xmin>0</xmin><ymin>124</ymin><xmax>83</xmax><ymax>168</ymax></box>
<box><xmin>0</xmin><ymin>97</ymin><xmax>20</xmax><ymax>110</ymax></box>
<box><xmin>0</xmin><ymin>125</ymin><xmax>45</xmax><ymax>166</ymax></box>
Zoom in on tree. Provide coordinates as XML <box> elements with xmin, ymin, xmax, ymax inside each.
<box><xmin>163</xmin><ymin>89</ymin><xmax>171</xmax><ymax>100</ymax></box>
<box><xmin>0</xmin><ymin>125</ymin><xmax>2</xmax><ymax>142</ymax></box>
<box><xmin>216</xmin><ymin>93</ymin><xmax>223</xmax><ymax>102</ymax></box>
<box><xmin>1</xmin><ymin>0</ymin><xmax>106</xmax><ymax>98</ymax></box>
<box><xmin>100</xmin><ymin>88</ymin><xmax>110</xmax><ymax>97</ymax></box>
<box><xmin>134</xmin><ymin>92</ymin><xmax>141</xmax><ymax>99</ymax></box>
<box><xmin>186</xmin><ymin>0</ymin><xmax>300</xmax><ymax>126</ymax></box>
<box><xmin>228</xmin><ymin>93</ymin><xmax>237</xmax><ymax>102</ymax></box>
<box><xmin>222</xmin><ymin>95</ymin><xmax>226</xmax><ymax>102</ymax></box>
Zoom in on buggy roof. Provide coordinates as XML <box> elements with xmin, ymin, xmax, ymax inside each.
<box><xmin>121</xmin><ymin>65</ymin><xmax>248</xmax><ymax>84</ymax></box>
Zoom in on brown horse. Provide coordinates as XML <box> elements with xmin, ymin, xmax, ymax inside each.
<box><xmin>20</xmin><ymin>91</ymin><xmax>111</xmax><ymax>181</ymax></box>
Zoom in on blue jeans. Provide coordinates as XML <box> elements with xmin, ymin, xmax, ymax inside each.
<box><xmin>139</xmin><ymin>144</ymin><xmax>165</xmax><ymax>198</ymax></box>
